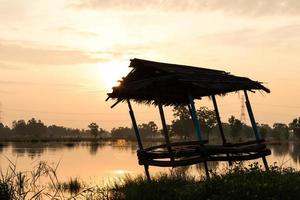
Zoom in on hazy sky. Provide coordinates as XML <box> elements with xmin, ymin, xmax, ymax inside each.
<box><xmin>0</xmin><ymin>0</ymin><xmax>299</xmax><ymax>130</ymax></box>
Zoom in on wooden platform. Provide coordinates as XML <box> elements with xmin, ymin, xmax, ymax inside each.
<box><xmin>137</xmin><ymin>140</ymin><xmax>271</xmax><ymax>167</ymax></box>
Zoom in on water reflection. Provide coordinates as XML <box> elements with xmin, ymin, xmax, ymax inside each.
<box><xmin>89</xmin><ymin>142</ymin><xmax>105</xmax><ymax>155</ymax></box>
<box><xmin>289</xmin><ymin>142</ymin><xmax>300</xmax><ymax>163</ymax></box>
<box><xmin>1</xmin><ymin>141</ymin><xmax>300</xmax><ymax>185</ymax></box>
<box><xmin>8</xmin><ymin>141</ymin><xmax>109</xmax><ymax>157</ymax></box>
<box><xmin>271</xmin><ymin>143</ymin><xmax>289</xmax><ymax>156</ymax></box>
<box><xmin>64</xmin><ymin>142</ymin><xmax>77</xmax><ymax>149</ymax></box>
<box><xmin>2</xmin><ymin>140</ymin><xmax>179</xmax><ymax>158</ymax></box>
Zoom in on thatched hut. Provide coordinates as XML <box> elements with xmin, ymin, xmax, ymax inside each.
<box><xmin>106</xmin><ymin>58</ymin><xmax>271</xmax><ymax>180</ymax></box>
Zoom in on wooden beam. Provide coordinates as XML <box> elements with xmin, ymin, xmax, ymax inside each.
<box><xmin>138</xmin><ymin>150</ymin><xmax>271</xmax><ymax>167</ymax></box>
<box><xmin>211</xmin><ymin>95</ymin><xmax>232</xmax><ymax>166</ymax></box>
<box><xmin>188</xmin><ymin>95</ymin><xmax>209</xmax><ymax>177</ymax></box>
<box><xmin>127</xmin><ymin>100</ymin><xmax>152</xmax><ymax>180</ymax></box>
<box><xmin>138</xmin><ymin>143</ymin><xmax>268</xmax><ymax>159</ymax></box>
<box><xmin>144</xmin><ymin>165</ymin><xmax>151</xmax><ymax>181</ymax></box>
<box><xmin>243</xmin><ymin>90</ymin><xmax>261</xmax><ymax>140</ymax></box>
<box><xmin>127</xmin><ymin>100</ymin><xmax>143</xmax><ymax>150</ymax></box>
<box><xmin>243</xmin><ymin>90</ymin><xmax>269</xmax><ymax>170</ymax></box>
<box><xmin>111</xmin><ymin>99</ymin><xmax>122</xmax><ymax>109</ymax></box>
<box><xmin>188</xmin><ymin>95</ymin><xmax>203</xmax><ymax>142</ymax></box>
<box><xmin>158</xmin><ymin>104</ymin><xmax>174</xmax><ymax>163</ymax></box>
<box><xmin>211</xmin><ymin>95</ymin><xmax>226</xmax><ymax>144</ymax></box>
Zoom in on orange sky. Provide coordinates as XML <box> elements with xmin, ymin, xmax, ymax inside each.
<box><xmin>0</xmin><ymin>0</ymin><xmax>299</xmax><ymax>130</ymax></box>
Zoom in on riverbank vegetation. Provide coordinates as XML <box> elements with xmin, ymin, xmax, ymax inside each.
<box><xmin>0</xmin><ymin>106</ymin><xmax>299</xmax><ymax>142</ymax></box>
<box><xmin>110</xmin><ymin>163</ymin><xmax>300</xmax><ymax>200</ymax></box>
<box><xmin>1</xmin><ymin>161</ymin><xmax>300</xmax><ymax>200</ymax></box>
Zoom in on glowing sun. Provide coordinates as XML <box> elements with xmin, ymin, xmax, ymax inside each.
<box><xmin>98</xmin><ymin>60</ymin><xmax>130</xmax><ymax>91</ymax></box>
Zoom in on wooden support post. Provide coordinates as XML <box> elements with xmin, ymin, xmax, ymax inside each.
<box><xmin>212</xmin><ymin>95</ymin><xmax>232</xmax><ymax>166</ymax></box>
<box><xmin>188</xmin><ymin>96</ymin><xmax>203</xmax><ymax>142</ymax></box>
<box><xmin>243</xmin><ymin>91</ymin><xmax>261</xmax><ymax>141</ymax></box>
<box><xmin>127</xmin><ymin>100</ymin><xmax>151</xmax><ymax>180</ymax></box>
<box><xmin>204</xmin><ymin>162</ymin><xmax>210</xmax><ymax>179</ymax></box>
<box><xmin>158</xmin><ymin>104</ymin><xmax>174</xmax><ymax>163</ymax></box>
<box><xmin>211</xmin><ymin>95</ymin><xmax>227</xmax><ymax>144</ymax></box>
<box><xmin>188</xmin><ymin>95</ymin><xmax>209</xmax><ymax>178</ymax></box>
<box><xmin>127</xmin><ymin>100</ymin><xmax>143</xmax><ymax>150</ymax></box>
<box><xmin>243</xmin><ymin>90</ymin><xmax>269</xmax><ymax>170</ymax></box>
<box><xmin>144</xmin><ymin>165</ymin><xmax>151</xmax><ymax>181</ymax></box>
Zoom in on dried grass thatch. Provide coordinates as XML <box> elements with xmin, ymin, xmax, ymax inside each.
<box><xmin>107</xmin><ymin>58</ymin><xmax>270</xmax><ymax>106</ymax></box>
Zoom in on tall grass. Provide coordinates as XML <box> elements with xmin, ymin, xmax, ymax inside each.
<box><xmin>0</xmin><ymin>158</ymin><xmax>113</xmax><ymax>199</ymax></box>
<box><xmin>57</xmin><ymin>177</ymin><xmax>82</xmax><ymax>195</ymax></box>
<box><xmin>1</xmin><ymin>160</ymin><xmax>300</xmax><ymax>200</ymax></box>
<box><xmin>0</xmin><ymin>158</ymin><xmax>66</xmax><ymax>199</ymax></box>
<box><xmin>109</xmin><ymin>163</ymin><xmax>300</xmax><ymax>200</ymax></box>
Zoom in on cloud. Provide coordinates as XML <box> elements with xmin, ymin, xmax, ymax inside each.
<box><xmin>0</xmin><ymin>89</ymin><xmax>15</xmax><ymax>94</ymax></box>
<box><xmin>0</xmin><ymin>39</ymin><xmax>168</xmax><ymax>69</ymax></box>
<box><xmin>0</xmin><ymin>40</ymin><xmax>106</xmax><ymax>66</ymax></box>
<box><xmin>0</xmin><ymin>80</ymin><xmax>84</xmax><ymax>88</ymax></box>
<box><xmin>71</xmin><ymin>0</ymin><xmax>300</xmax><ymax>16</ymax></box>
<box><xmin>0</xmin><ymin>62</ymin><xmax>22</xmax><ymax>70</ymax></box>
<box><xmin>198</xmin><ymin>23</ymin><xmax>300</xmax><ymax>48</ymax></box>
<box><xmin>55</xmin><ymin>26</ymin><xmax>100</xmax><ymax>37</ymax></box>
<box><xmin>92</xmin><ymin>41</ymin><xmax>170</xmax><ymax>61</ymax></box>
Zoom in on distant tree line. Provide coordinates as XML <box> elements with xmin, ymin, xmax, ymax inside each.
<box><xmin>0</xmin><ymin>118</ymin><xmax>109</xmax><ymax>140</ymax></box>
<box><xmin>109</xmin><ymin>106</ymin><xmax>300</xmax><ymax>142</ymax></box>
<box><xmin>0</xmin><ymin>108</ymin><xmax>299</xmax><ymax>141</ymax></box>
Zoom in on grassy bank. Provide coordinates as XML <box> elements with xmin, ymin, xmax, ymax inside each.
<box><xmin>112</xmin><ymin>164</ymin><xmax>300</xmax><ymax>200</ymax></box>
<box><xmin>1</xmin><ymin>162</ymin><xmax>300</xmax><ymax>200</ymax></box>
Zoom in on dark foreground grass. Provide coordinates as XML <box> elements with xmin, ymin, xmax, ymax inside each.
<box><xmin>57</xmin><ymin>177</ymin><xmax>82</xmax><ymax>195</ymax></box>
<box><xmin>111</xmin><ymin>164</ymin><xmax>300</xmax><ymax>200</ymax></box>
<box><xmin>1</xmin><ymin>162</ymin><xmax>300</xmax><ymax>200</ymax></box>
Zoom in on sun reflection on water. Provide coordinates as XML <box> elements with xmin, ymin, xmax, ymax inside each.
<box><xmin>110</xmin><ymin>169</ymin><xmax>135</xmax><ymax>175</ymax></box>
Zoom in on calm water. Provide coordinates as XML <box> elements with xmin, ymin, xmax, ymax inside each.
<box><xmin>1</xmin><ymin>140</ymin><xmax>300</xmax><ymax>185</ymax></box>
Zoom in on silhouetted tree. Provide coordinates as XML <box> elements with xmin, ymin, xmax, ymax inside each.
<box><xmin>228</xmin><ymin>116</ymin><xmax>243</xmax><ymax>139</ymax></box>
<box><xmin>258</xmin><ymin>123</ymin><xmax>272</xmax><ymax>139</ymax></box>
<box><xmin>272</xmin><ymin>123</ymin><xmax>289</xmax><ymax>140</ymax></box>
<box><xmin>0</xmin><ymin>123</ymin><xmax>11</xmax><ymax>136</ymax></box>
<box><xmin>171</xmin><ymin>106</ymin><xmax>194</xmax><ymax>139</ymax></box>
<box><xmin>111</xmin><ymin>126</ymin><xmax>134</xmax><ymax>139</ymax></box>
<box><xmin>148</xmin><ymin>121</ymin><xmax>159</xmax><ymax>134</ymax></box>
<box><xmin>47</xmin><ymin>125</ymin><xmax>85</xmax><ymax>137</ymax></box>
<box><xmin>173</xmin><ymin>106</ymin><xmax>191</xmax><ymax>120</ymax></box>
<box><xmin>47</xmin><ymin>125</ymin><xmax>66</xmax><ymax>137</ymax></box>
<box><xmin>98</xmin><ymin>127</ymin><xmax>109</xmax><ymax>138</ymax></box>
<box><xmin>12</xmin><ymin>120</ymin><xmax>27</xmax><ymax>135</ymax></box>
<box><xmin>171</xmin><ymin>106</ymin><xmax>218</xmax><ymax>140</ymax></box>
<box><xmin>12</xmin><ymin>119</ymin><xmax>47</xmax><ymax>137</ymax></box>
<box><xmin>27</xmin><ymin>118</ymin><xmax>47</xmax><ymax>136</ymax></box>
<box><xmin>289</xmin><ymin>117</ymin><xmax>300</xmax><ymax>139</ymax></box>
<box><xmin>88</xmin><ymin>122</ymin><xmax>99</xmax><ymax>138</ymax></box>
<box><xmin>138</xmin><ymin>121</ymin><xmax>159</xmax><ymax>139</ymax></box>
<box><xmin>196</xmin><ymin>106</ymin><xmax>217</xmax><ymax>140</ymax></box>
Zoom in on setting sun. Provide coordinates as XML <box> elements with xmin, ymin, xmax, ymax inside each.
<box><xmin>97</xmin><ymin>61</ymin><xmax>131</xmax><ymax>91</ymax></box>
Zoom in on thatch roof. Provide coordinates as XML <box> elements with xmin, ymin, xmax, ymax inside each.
<box><xmin>107</xmin><ymin>58</ymin><xmax>270</xmax><ymax>106</ymax></box>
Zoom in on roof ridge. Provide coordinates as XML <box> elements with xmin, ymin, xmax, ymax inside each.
<box><xmin>130</xmin><ymin>58</ymin><xmax>228</xmax><ymax>74</ymax></box>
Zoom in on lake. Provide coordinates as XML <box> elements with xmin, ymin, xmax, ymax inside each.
<box><xmin>1</xmin><ymin>140</ymin><xmax>300</xmax><ymax>186</ymax></box>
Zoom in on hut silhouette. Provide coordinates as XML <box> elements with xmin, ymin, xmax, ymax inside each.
<box><xmin>106</xmin><ymin>58</ymin><xmax>271</xmax><ymax>180</ymax></box>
